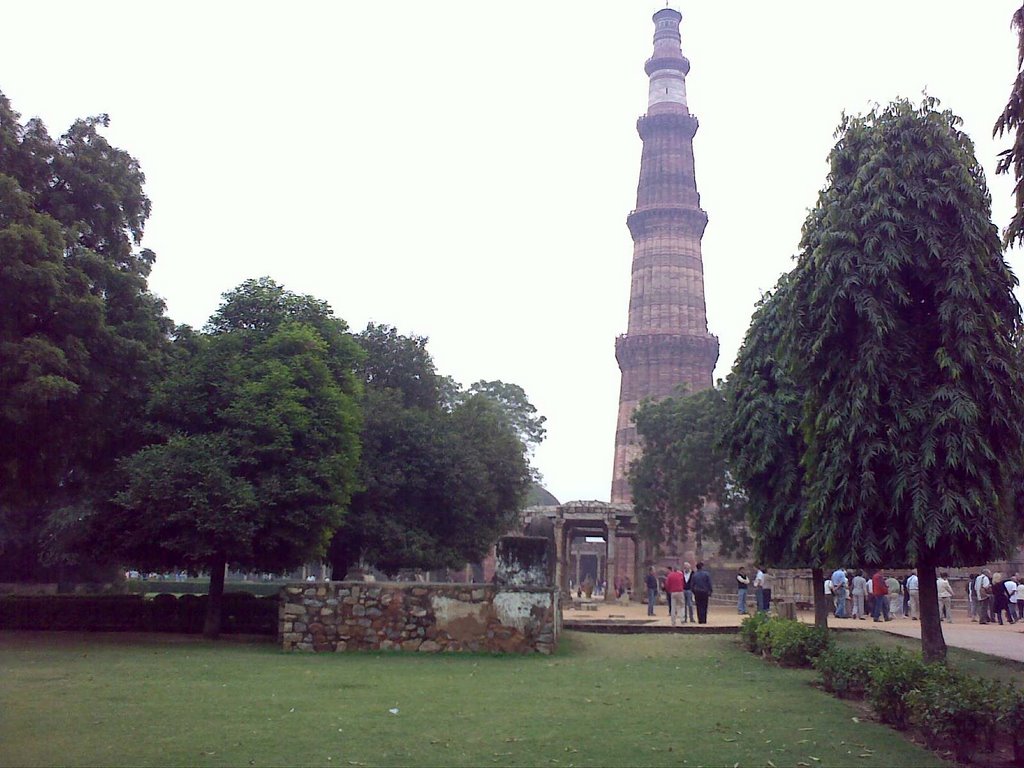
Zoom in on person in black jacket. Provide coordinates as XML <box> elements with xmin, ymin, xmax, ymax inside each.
<box><xmin>691</xmin><ymin>562</ymin><xmax>714</xmax><ymax>624</ymax></box>
<box><xmin>644</xmin><ymin>566</ymin><xmax>658</xmax><ymax>616</ymax></box>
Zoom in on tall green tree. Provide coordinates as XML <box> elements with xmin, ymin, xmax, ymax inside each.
<box><xmin>0</xmin><ymin>92</ymin><xmax>171</xmax><ymax>581</ymax></box>
<box><xmin>789</xmin><ymin>98</ymin><xmax>1024</xmax><ymax>661</ymax></box>
<box><xmin>110</xmin><ymin>280</ymin><xmax>363</xmax><ymax>637</ymax></box>
<box><xmin>328</xmin><ymin>327</ymin><xmax>533</xmax><ymax>578</ymax></box>
<box><xmin>722</xmin><ymin>276</ymin><xmax>830</xmax><ymax>627</ymax></box>
<box><xmin>994</xmin><ymin>3</ymin><xmax>1024</xmax><ymax>248</ymax></box>
<box><xmin>629</xmin><ymin>387</ymin><xmax>751</xmax><ymax>561</ymax></box>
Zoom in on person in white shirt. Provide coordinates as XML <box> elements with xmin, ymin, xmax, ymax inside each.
<box><xmin>906</xmin><ymin>570</ymin><xmax>920</xmax><ymax>620</ymax></box>
<box><xmin>936</xmin><ymin>572</ymin><xmax>954</xmax><ymax>622</ymax></box>
<box><xmin>1006</xmin><ymin>574</ymin><xmax>1019</xmax><ymax>624</ymax></box>
<box><xmin>754</xmin><ymin>567</ymin><xmax>769</xmax><ymax>613</ymax></box>
<box><xmin>1016</xmin><ymin>575</ymin><xmax>1024</xmax><ymax>621</ymax></box>
<box><xmin>851</xmin><ymin>571</ymin><xmax>867</xmax><ymax>620</ymax></box>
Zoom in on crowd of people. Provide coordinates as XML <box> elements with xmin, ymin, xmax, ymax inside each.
<box><xmin>644</xmin><ymin>563</ymin><xmax>774</xmax><ymax>625</ymax></box>
<box><xmin>822</xmin><ymin>567</ymin><xmax>1024</xmax><ymax>624</ymax></box>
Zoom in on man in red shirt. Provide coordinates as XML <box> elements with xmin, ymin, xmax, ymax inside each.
<box><xmin>871</xmin><ymin>568</ymin><xmax>892</xmax><ymax>622</ymax></box>
<box><xmin>665</xmin><ymin>566</ymin><xmax>685</xmax><ymax>627</ymax></box>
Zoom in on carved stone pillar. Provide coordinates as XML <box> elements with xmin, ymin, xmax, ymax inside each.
<box><xmin>554</xmin><ymin>519</ymin><xmax>566</xmax><ymax>598</ymax></box>
<box><xmin>605</xmin><ymin>519</ymin><xmax>619</xmax><ymax>602</ymax></box>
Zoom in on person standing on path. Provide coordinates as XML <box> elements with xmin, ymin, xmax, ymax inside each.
<box><xmin>681</xmin><ymin>562</ymin><xmax>696</xmax><ymax>623</ymax></box>
<box><xmin>665</xmin><ymin>566</ymin><xmax>685</xmax><ymax>626</ymax></box>
<box><xmin>907</xmin><ymin>570</ymin><xmax>920</xmax><ymax>620</ymax></box>
<box><xmin>645</xmin><ymin>566</ymin><xmax>659</xmax><ymax>617</ymax></box>
<box><xmin>831</xmin><ymin>567</ymin><xmax>848</xmax><ymax>618</ymax></box>
<box><xmin>691</xmin><ymin>562</ymin><xmax>713</xmax><ymax>624</ymax></box>
<box><xmin>975</xmin><ymin>569</ymin><xmax>993</xmax><ymax>624</ymax></box>
<box><xmin>871</xmin><ymin>568</ymin><xmax>892</xmax><ymax>622</ymax></box>
<box><xmin>736</xmin><ymin>567</ymin><xmax>750</xmax><ymax>614</ymax></box>
<box><xmin>886</xmin><ymin>573</ymin><xmax>902</xmax><ymax>617</ymax></box>
<box><xmin>936</xmin><ymin>572</ymin><xmax>954</xmax><ymax>622</ymax></box>
<box><xmin>851</xmin><ymin>570</ymin><xmax>867</xmax><ymax>620</ymax></box>
<box><xmin>1016</xmin><ymin>576</ymin><xmax>1024</xmax><ymax>621</ymax></box>
<box><xmin>753</xmin><ymin>566</ymin><xmax>767</xmax><ymax>612</ymax></box>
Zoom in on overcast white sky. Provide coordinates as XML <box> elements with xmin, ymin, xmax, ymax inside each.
<box><xmin>4</xmin><ymin>2</ymin><xmax>1023</xmax><ymax>503</ymax></box>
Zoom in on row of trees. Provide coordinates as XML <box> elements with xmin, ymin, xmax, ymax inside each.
<box><xmin>631</xmin><ymin>42</ymin><xmax>1024</xmax><ymax>661</ymax></box>
<box><xmin>0</xmin><ymin>92</ymin><xmax>542</xmax><ymax>636</ymax></box>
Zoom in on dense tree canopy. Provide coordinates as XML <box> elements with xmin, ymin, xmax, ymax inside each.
<box><xmin>788</xmin><ymin>98</ymin><xmax>1024</xmax><ymax>660</ymax></box>
<box><xmin>329</xmin><ymin>326</ymin><xmax>533</xmax><ymax>578</ymax></box>
<box><xmin>0</xmin><ymin>91</ymin><xmax>171</xmax><ymax>581</ymax></box>
<box><xmin>629</xmin><ymin>387</ymin><xmax>750</xmax><ymax>560</ymax></box>
<box><xmin>110</xmin><ymin>280</ymin><xmax>363</xmax><ymax>636</ymax></box>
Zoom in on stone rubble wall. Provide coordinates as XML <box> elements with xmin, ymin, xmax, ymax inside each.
<box><xmin>280</xmin><ymin>582</ymin><xmax>560</xmax><ymax>654</ymax></box>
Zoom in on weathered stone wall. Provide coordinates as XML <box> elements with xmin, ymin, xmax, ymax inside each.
<box><xmin>279</xmin><ymin>582</ymin><xmax>559</xmax><ymax>654</ymax></box>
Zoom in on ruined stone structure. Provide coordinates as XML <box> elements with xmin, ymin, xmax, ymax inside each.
<box><xmin>279</xmin><ymin>582</ymin><xmax>559</xmax><ymax>654</ymax></box>
<box><xmin>611</xmin><ymin>8</ymin><xmax>719</xmax><ymax>503</ymax></box>
<box><xmin>523</xmin><ymin>502</ymin><xmax>642</xmax><ymax>601</ymax></box>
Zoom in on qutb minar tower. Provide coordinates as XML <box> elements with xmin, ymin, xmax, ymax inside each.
<box><xmin>611</xmin><ymin>8</ymin><xmax>719</xmax><ymax>503</ymax></box>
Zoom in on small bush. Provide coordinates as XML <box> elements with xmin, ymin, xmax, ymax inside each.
<box><xmin>739</xmin><ymin>612</ymin><xmax>772</xmax><ymax>653</ymax></box>
<box><xmin>905</xmin><ymin>664</ymin><xmax>999</xmax><ymax>762</ymax></box>
<box><xmin>994</xmin><ymin>682</ymin><xmax>1024</xmax><ymax>765</ymax></box>
<box><xmin>754</xmin><ymin>618</ymin><xmax>831</xmax><ymax>668</ymax></box>
<box><xmin>813</xmin><ymin>646</ymin><xmax>890</xmax><ymax>699</ymax></box>
<box><xmin>866</xmin><ymin>648</ymin><xmax>928</xmax><ymax>730</ymax></box>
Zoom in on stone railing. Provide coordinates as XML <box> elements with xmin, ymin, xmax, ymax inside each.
<box><xmin>279</xmin><ymin>582</ymin><xmax>559</xmax><ymax>654</ymax></box>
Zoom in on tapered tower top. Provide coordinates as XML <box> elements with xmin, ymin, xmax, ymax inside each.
<box><xmin>646</xmin><ymin>8</ymin><xmax>690</xmax><ymax>116</ymax></box>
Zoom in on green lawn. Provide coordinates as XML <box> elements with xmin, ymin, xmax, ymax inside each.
<box><xmin>0</xmin><ymin>630</ymin><xmax>948</xmax><ymax>768</ymax></box>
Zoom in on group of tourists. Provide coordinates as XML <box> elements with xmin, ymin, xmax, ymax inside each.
<box><xmin>643</xmin><ymin>563</ymin><xmax>774</xmax><ymax>625</ymax></box>
<box><xmin>823</xmin><ymin>567</ymin><xmax>1024</xmax><ymax>625</ymax></box>
<box><xmin>968</xmin><ymin>569</ymin><xmax>1023</xmax><ymax>625</ymax></box>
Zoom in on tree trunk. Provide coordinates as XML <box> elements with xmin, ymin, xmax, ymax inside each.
<box><xmin>203</xmin><ymin>551</ymin><xmax>226</xmax><ymax>640</ymax></box>
<box><xmin>917</xmin><ymin>562</ymin><xmax>946</xmax><ymax>663</ymax></box>
<box><xmin>811</xmin><ymin>566</ymin><xmax>830</xmax><ymax>629</ymax></box>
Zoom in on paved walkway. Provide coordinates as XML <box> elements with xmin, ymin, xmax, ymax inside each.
<box><xmin>564</xmin><ymin>599</ymin><xmax>1024</xmax><ymax>661</ymax></box>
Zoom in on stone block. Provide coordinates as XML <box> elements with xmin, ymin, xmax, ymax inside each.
<box><xmin>418</xmin><ymin>640</ymin><xmax>441</xmax><ymax>652</ymax></box>
<box><xmin>282</xmin><ymin>632</ymin><xmax>303</xmax><ymax>643</ymax></box>
<box><xmin>283</xmin><ymin>603</ymin><xmax>305</xmax><ymax>616</ymax></box>
<box><xmin>402</xmin><ymin>639</ymin><xmax>422</xmax><ymax>651</ymax></box>
<box><xmin>335</xmin><ymin>642</ymin><xmax>347</xmax><ymax>652</ymax></box>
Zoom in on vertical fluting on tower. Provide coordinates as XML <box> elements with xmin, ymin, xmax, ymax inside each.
<box><xmin>610</xmin><ymin>8</ymin><xmax>719</xmax><ymax>504</ymax></box>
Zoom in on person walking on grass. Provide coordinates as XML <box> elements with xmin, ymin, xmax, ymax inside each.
<box><xmin>691</xmin><ymin>562</ymin><xmax>713</xmax><ymax>624</ymax></box>
<box><xmin>736</xmin><ymin>566</ymin><xmax>750</xmax><ymax>614</ymax></box>
<box><xmin>871</xmin><ymin>568</ymin><xmax>892</xmax><ymax>622</ymax></box>
<box><xmin>665</xmin><ymin>566</ymin><xmax>684</xmax><ymax>627</ymax></box>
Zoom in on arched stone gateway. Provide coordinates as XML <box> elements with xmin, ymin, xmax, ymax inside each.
<box><xmin>523</xmin><ymin>502</ymin><xmax>643</xmax><ymax>602</ymax></box>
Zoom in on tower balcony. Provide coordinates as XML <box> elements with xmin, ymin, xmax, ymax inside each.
<box><xmin>637</xmin><ymin>112</ymin><xmax>698</xmax><ymax>140</ymax></box>
<box><xmin>626</xmin><ymin>206</ymin><xmax>708</xmax><ymax>240</ymax></box>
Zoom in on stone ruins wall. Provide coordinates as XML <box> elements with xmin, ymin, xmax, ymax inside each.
<box><xmin>279</xmin><ymin>582</ymin><xmax>559</xmax><ymax>654</ymax></box>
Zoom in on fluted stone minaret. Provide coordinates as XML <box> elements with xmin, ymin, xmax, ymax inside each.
<box><xmin>610</xmin><ymin>8</ymin><xmax>719</xmax><ymax>503</ymax></box>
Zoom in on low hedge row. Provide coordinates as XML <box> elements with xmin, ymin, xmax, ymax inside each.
<box><xmin>739</xmin><ymin>614</ymin><xmax>1024</xmax><ymax>764</ymax></box>
<box><xmin>126</xmin><ymin>579</ymin><xmax>284</xmax><ymax>597</ymax></box>
<box><xmin>0</xmin><ymin>592</ymin><xmax>278</xmax><ymax>635</ymax></box>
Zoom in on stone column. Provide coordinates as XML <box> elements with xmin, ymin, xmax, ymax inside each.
<box><xmin>605</xmin><ymin>519</ymin><xmax>618</xmax><ymax>602</ymax></box>
<box><xmin>554</xmin><ymin>519</ymin><xmax>566</xmax><ymax>598</ymax></box>
<box><xmin>634</xmin><ymin>538</ymin><xmax>647</xmax><ymax>602</ymax></box>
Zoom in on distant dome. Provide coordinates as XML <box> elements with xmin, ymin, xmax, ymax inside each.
<box><xmin>524</xmin><ymin>483</ymin><xmax>560</xmax><ymax>507</ymax></box>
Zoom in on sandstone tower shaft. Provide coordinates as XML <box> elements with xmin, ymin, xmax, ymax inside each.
<box><xmin>611</xmin><ymin>8</ymin><xmax>719</xmax><ymax>503</ymax></box>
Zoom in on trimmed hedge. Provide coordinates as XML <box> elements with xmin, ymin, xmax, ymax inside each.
<box><xmin>126</xmin><ymin>579</ymin><xmax>283</xmax><ymax>597</ymax></box>
<box><xmin>0</xmin><ymin>592</ymin><xmax>278</xmax><ymax>635</ymax></box>
<box><xmin>741</xmin><ymin>614</ymin><xmax>832</xmax><ymax>667</ymax></box>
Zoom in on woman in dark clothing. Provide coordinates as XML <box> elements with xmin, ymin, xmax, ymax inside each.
<box><xmin>993</xmin><ymin>573</ymin><xmax>1017</xmax><ymax>625</ymax></box>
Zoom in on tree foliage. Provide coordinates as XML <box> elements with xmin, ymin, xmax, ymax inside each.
<box><xmin>722</xmin><ymin>275</ymin><xmax>811</xmax><ymax>569</ymax></box>
<box><xmin>994</xmin><ymin>3</ymin><xmax>1024</xmax><ymax>248</ymax></box>
<box><xmin>111</xmin><ymin>279</ymin><xmax>363</xmax><ymax>635</ymax></box>
<box><xmin>791</xmin><ymin>97</ymin><xmax>1024</xmax><ymax>569</ymax></box>
<box><xmin>787</xmin><ymin>97</ymin><xmax>1024</xmax><ymax>660</ymax></box>
<box><xmin>629</xmin><ymin>387</ymin><xmax>751</xmax><ymax>559</ymax></box>
<box><xmin>0</xmin><ymin>91</ymin><xmax>171</xmax><ymax>581</ymax></box>
<box><xmin>329</xmin><ymin>327</ymin><xmax>533</xmax><ymax>578</ymax></box>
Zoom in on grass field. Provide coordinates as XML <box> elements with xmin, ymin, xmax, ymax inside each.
<box><xmin>0</xmin><ymin>630</ymin><xmax>951</xmax><ymax>767</ymax></box>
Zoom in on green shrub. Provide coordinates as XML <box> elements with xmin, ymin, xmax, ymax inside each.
<box><xmin>757</xmin><ymin>619</ymin><xmax>831</xmax><ymax>667</ymax></box>
<box><xmin>994</xmin><ymin>682</ymin><xmax>1024</xmax><ymax>765</ymax></box>
<box><xmin>904</xmin><ymin>664</ymin><xmax>999</xmax><ymax>762</ymax></box>
<box><xmin>739</xmin><ymin>612</ymin><xmax>772</xmax><ymax>653</ymax></box>
<box><xmin>813</xmin><ymin>646</ymin><xmax>890</xmax><ymax>699</ymax></box>
<box><xmin>866</xmin><ymin>648</ymin><xmax>928</xmax><ymax>730</ymax></box>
